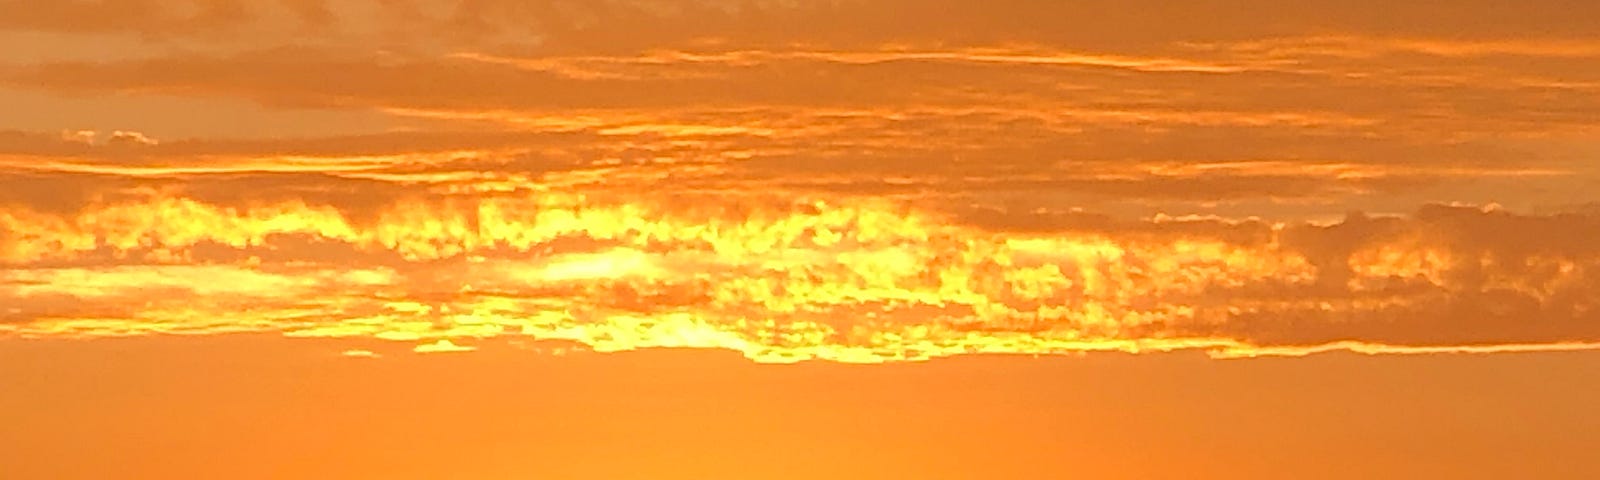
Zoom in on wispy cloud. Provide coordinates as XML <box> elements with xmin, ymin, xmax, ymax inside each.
<box><xmin>341</xmin><ymin>348</ymin><xmax>381</xmax><ymax>358</ymax></box>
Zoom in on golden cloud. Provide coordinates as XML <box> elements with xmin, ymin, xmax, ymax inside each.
<box><xmin>2</xmin><ymin>186</ymin><xmax>1596</xmax><ymax>362</ymax></box>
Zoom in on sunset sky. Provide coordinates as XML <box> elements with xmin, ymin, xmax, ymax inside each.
<box><xmin>2</xmin><ymin>1</ymin><xmax>1599</xmax><ymax>478</ymax></box>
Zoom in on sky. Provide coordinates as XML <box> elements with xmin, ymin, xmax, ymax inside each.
<box><xmin>1</xmin><ymin>1</ymin><xmax>1599</xmax><ymax>478</ymax></box>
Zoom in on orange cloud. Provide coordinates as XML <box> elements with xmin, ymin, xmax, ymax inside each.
<box><xmin>3</xmin><ymin>0</ymin><xmax>1599</xmax><ymax>364</ymax></box>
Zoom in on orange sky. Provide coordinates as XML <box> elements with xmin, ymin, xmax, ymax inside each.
<box><xmin>2</xmin><ymin>1</ymin><xmax>1599</xmax><ymax>478</ymax></box>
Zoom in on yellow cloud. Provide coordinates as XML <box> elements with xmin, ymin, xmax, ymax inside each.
<box><xmin>2</xmin><ymin>186</ymin><xmax>1596</xmax><ymax>363</ymax></box>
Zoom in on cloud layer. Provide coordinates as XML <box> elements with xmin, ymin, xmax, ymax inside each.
<box><xmin>1</xmin><ymin>1</ymin><xmax>1598</xmax><ymax>361</ymax></box>
<box><xmin>3</xmin><ymin>183</ymin><xmax>1598</xmax><ymax>361</ymax></box>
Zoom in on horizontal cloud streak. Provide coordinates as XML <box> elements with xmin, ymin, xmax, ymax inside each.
<box><xmin>2</xmin><ymin>187</ymin><xmax>1597</xmax><ymax>361</ymax></box>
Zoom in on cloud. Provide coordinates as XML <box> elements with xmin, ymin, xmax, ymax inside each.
<box><xmin>413</xmin><ymin>339</ymin><xmax>476</xmax><ymax>353</ymax></box>
<box><xmin>1196</xmin><ymin>35</ymin><xmax>1600</xmax><ymax>59</ymax></box>
<box><xmin>7</xmin><ymin>37</ymin><xmax>1594</xmax><ymax>197</ymax></box>
<box><xmin>11</xmin><ymin>40</ymin><xmax>1599</xmax><ymax>133</ymax></box>
<box><xmin>2</xmin><ymin>186</ymin><xmax>1598</xmax><ymax>362</ymax></box>
<box><xmin>12</xmin><ymin>0</ymin><xmax>1597</xmax><ymax>53</ymax></box>
<box><xmin>4</xmin><ymin>0</ymin><xmax>1600</xmax><ymax>363</ymax></box>
<box><xmin>341</xmin><ymin>349</ymin><xmax>380</xmax><ymax>358</ymax></box>
<box><xmin>104</xmin><ymin>130</ymin><xmax>158</xmax><ymax>146</ymax></box>
<box><xmin>59</xmin><ymin>130</ymin><xmax>95</xmax><ymax>144</ymax></box>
